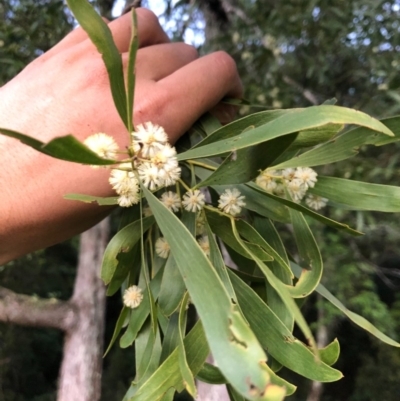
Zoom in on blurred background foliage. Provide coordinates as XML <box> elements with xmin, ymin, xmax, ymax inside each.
<box><xmin>1</xmin><ymin>0</ymin><xmax>400</xmax><ymax>400</ymax></box>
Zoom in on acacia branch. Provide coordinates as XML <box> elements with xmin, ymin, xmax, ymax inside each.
<box><xmin>0</xmin><ymin>286</ymin><xmax>77</xmax><ymax>331</ymax></box>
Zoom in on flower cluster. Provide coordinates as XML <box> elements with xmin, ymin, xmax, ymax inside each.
<box><xmin>256</xmin><ymin>167</ymin><xmax>327</xmax><ymax>210</ymax></box>
<box><xmin>84</xmin><ymin>122</ymin><xmax>181</xmax><ymax>207</ymax></box>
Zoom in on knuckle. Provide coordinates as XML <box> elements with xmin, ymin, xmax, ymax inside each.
<box><xmin>212</xmin><ymin>51</ymin><xmax>238</xmax><ymax>78</ymax></box>
<box><xmin>181</xmin><ymin>43</ymin><xmax>199</xmax><ymax>60</ymax></box>
<box><xmin>137</xmin><ymin>8</ymin><xmax>160</xmax><ymax>26</ymax></box>
<box><xmin>134</xmin><ymin>85</ymin><xmax>168</xmax><ymax>125</ymax></box>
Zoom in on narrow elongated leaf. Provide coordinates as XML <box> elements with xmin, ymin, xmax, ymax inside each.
<box><xmin>0</xmin><ymin>128</ymin><xmax>116</xmax><ymax>164</ymax></box>
<box><xmin>311</xmin><ymin>176</ymin><xmax>400</xmax><ymax>212</ymax></box>
<box><xmin>197</xmin><ymin>363</ymin><xmax>226</xmax><ymax>384</ymax></box>
<box><xmin>127</xmin><ymin>321</ymin><xmax>209</xmax><ymax>401</ymax></box>
<box><xmin>106</xmin><ymin>243</ymin><xmax>140</xmax><ymax>296</ymax></box>
<box><xmin>247</xmin><ymin>183</ymin><xmax>362</xmax><ymax>235</ymax></box>
<box><xmin>287</xmin><ymin>123</ymin><xmax>344</xmax><ymax>151</ymax></box>
<box><xmin>229</xmin><ymin>272</ymin><xmax>343</xmax><ymax>382</ymax></box>
<box><xmin>205</xmin><ymin>219</ymin><xmax>237</xmax><ymax>302</ymax></box>
<box><xmin>193</xmin><ymin>109</ymin><xmax>290</xmax><ymax>146</ymax></box>
<box><xmin>104</xmin><ymin>307</ymin><xmax>129</xmax><ymax>356</ymax></box>
<box><xmin>101</xmin><ymin>216</ymin><xmax>154</xmax><ymax>284</ymax></box>
<box><xmin>158</xmin><ymin>255</ymin><xmax>186</xmax><ymax>316</ymax></box>
<box><xmin>236</xmin><ymin>219</ymin><xmax>293</xmax><ymax>279</ymax></box>
<box><xmin>206</xmin><ymin>209</ymin><xmax>274</xmax><ymax>261</ymax></box>
<box><xmin>230</xmin><ymin>220</ymin><xmax>318</xmax><ymax>355</ymax></box>
<box><xmin>143</xmin><ymin>187</ymin><xmax>273</xmax><ymax>400</ymax></box>
<box><xmin>159</xmin><ymin>313</ymin><xmax>180</xmax><ymax>363</ymax></box>
<box><xmin>274</xmin><ymin>115</ymin><xmax>400</xmax><ymax>169</ymax></box>
<box><xmin>64</xmin><ymin>193</ymin><xmax>118</xmax><ymax>205</ymax></box>
<box><xmin>198</xmin><ymin>112</ymin><xmax>223</xmax><ymax>135</ymax></box>
<box><xmin>66</xmin><ymin>0</ymin><xmax>128</xmax><ymax>127</ymax></box>
<box><xmin>198</xmin><ymin>134</ymin><xmax>296</xmax><ymax>187</ymax></box>
<box><xmin>126</xmin><ymin>10</ymin><xmax>138</xmax><ymax>132</ymax></box>
<box><xmin>135</xmin><ymin>323</ymin><xmax>162</xmax><ymax>386</ymax></box>
<box><xmin>320</xmin><ymin>339</ymin><xmax>340</xmax><ymax>366</ymax></box>
<box><xmin>177</xmin><ymin>293</ymin><xmax>197</xmax><ymax>397</ymax></box>
<box><xmin>178</xmin><ymin>106</ymin><xmax>394</xmax><ymax>160</ymax></box>
<box><xmin>291</xmin><ymin>263</ymin><xmax>400</xmax><ymax>347</ymax></box>
<box><xmin>254</xmin><ymin>217</ymin><xmax>293</xmax><ymax>330</ymax></box>
<box><xmin>287</xmin><ymin>210</ymin><xmax>323</xmax><ymax>298</ymax></box>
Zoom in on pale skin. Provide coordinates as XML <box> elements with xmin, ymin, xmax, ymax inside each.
<box><xmin>0</xmin><ymin>9</ymin><xmax>242</xmax><ymax>264</ymax></box>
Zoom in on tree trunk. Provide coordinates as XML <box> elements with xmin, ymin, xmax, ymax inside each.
<box><xmin>57</xmin><ymin>218</ymin><xmax>109</xmax><ymax>401</ymax></box>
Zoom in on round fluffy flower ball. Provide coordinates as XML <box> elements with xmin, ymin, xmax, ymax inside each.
<box><xmin>218</xmin><ymin>188</ymin><xmax>246</xmax><ymax>216</ymax></box>
<box><xmin>83</xmin><ymin>133</ymin><xmax>119</xmax><ymax>161</ymax></box>
<box><xmin>123</xmin><ymin>285</ymin><xmax>143</xmax><ymax>309</ymax></box>
<box><xmin>182</xmin><ymin>189</ymin><xmax>206</xmax><ymax>213</ymax></box>
<box><xmin>305</xmin><ymin>194</ymin><xmax>328</xmax><ymax>211</ymax></box>
<box><xmin>132</xmin><ymin>122</ymin><xmax>168</xmax><ymax>157</ymax></box>
<box><xmin>155</xmin><ymin>237</ymin><xmax>170</xmax><ymax>259</ymax></box>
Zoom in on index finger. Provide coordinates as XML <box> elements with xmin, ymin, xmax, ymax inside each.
<box><xmin>107</xmin><ymin>8</ymin><xmax>169</xmax><ymax>52</ymax></box>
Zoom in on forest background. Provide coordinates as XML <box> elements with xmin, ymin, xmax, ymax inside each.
<box><xmin>1</xmin><ymin>0</ymin><xmax>400</xmax><ymax>400</ymax></box>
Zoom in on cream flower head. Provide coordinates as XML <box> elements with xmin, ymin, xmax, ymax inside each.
<box><xmin>218</xmin><ymin>188</ymin><xmax>246</xmax><ymax>216</ymax></box>
<box><xmin>182</xmin><ymin>189</ymin><xmax>206</xmax><ymax>213</ymax></box>
<box><xmin>123</xmin><ymin>285</ymin><xmax>143</xmax><ymax>309</ymax></box>
<box><xmin>155</xmin><ymin>237</ymin><xmax>170</xmax><ymax>259</ymax></box>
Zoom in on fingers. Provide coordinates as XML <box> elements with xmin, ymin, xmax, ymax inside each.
<box><xmin>42</xmin><ymin>17</ymin><xmax>110</xmax><ymax>59</ymax></box>
<box><xmin>41</xmin><ymin>8</ymin><xmax>168</xmax><ymax>61</ymax></box>
<box><xmin>107</xmin><ymin>8</ymin><xmax>169</xmax><ymax>52</ymax></box>
<box><xmin>150</xmin><ymin>51</ymin><xmax>242</xmax><ymax>142</ymax></box>
<box><xmin>126</xmin><ymin>43</ymin><xmax>198</xmax><ymax>81</ymax></box>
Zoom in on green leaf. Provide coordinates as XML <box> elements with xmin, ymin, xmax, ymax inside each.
<box><xmin>287</xmin><ymin>123</ymin><xmax>344</xmax><ymax>151</ymax></box>
<box><xmin>230</xmin><ymin>219</ymin><xmax>318</xmax><ymax>355</ymax></box>
<box><xmin>64</xmin><ymin>193</ymin><xmax>118</xmax><ymax>205</ymax></box>
<box><xmin>205</xmin><ymin>219</ymin><xmax>237</xmax><ymax>302</ymax></box>
<box><xmin>101</xmin><ymin>216</ymin><xmax>154</xmax><ymax>284</ymax></box>
<box><xmin>319</xmin><ymin>339</ymin><xmax>340</xmax><ymax>366</ymax></box>
<box><xmin>193</xmin><ymin>109</ymin><xmax>289</xmax><ymax>146</ymax></box>
<box><xmin>197</xmin><ymin>134</ymin><xmax>296</xmax><ymax>187</ymax></box>
<box><xmin>254</xmin><ymin>217</ymin><xmax>293</xmax><ymax>330</ymax></box>
<box><xmin>178</xmin><ymin>106</ymin><xmax>394</xmax><ymax>160</ymax></box>
<box><xmin>159</xmin><ymin>313</ymin><xmax>180</xmax><ymax>363</ymax></box>
<box><xmin>134</xmin><ymin>322</ymin><xmax>162</xmax><ymax>385</ymax></box>
<box><xmin>311</xmin><ymin>176</ymin><xmax>400</xmax><ymax>212</ymax></box>
<box><xmin>236</xmin><ymin>219</ymin><xmax>293</xmax><ymax>279</ymax></box>
<box><xmin>205</xmin><ymin>209</ymin><xmax>274</xmax><ymax>261</ymax></box>
<box><xmin>197</xmin><ymin>363</ymin><xmax>226</xmax><ymax>384</ymax></box>
<box><xmin>273</xmin><ymin>115</ymin><xmax>400</xmax><ymax>169</ymax></box>
<box><xmin>286</xmin><ymin>210</ymin><xmax>323</xmax><ymax>298</ymax></box>
<box><xmin>126</xmin><ymin>9</ymin><xmax>138</xmax><ymax>132</ymax></box>
<box><xmin>177</xmin><ymin>292</ymin><xmax>197</xmax><ymax>397</ymax></box>
<box><xmin>104</xmin><ymin>307</ymin><xmax>129</xmax><ymax>357</ymax></box>
<box><xmin>290</xmin><ymin>263</ymin><xmax>400</xmax><ymax>347</ymax></box>
<box><xmin>247</xmin><ymin>183</ymin><xmax>362</xmax><ymax>235</ymax></box>
<box><xmin>0</xmin><ymin>128</ymin><xmax>116</xmax><ymax>164</ymax></box>
<box><xmin>229</xmin><ymin>272</ymin><xmax>343</xmax><ymax>382</ymax></box>
<box><xmin>66</xmin><ymin>0</ymin><xmax>128</xmax><ymax>127</ymax></box>
<box><xmin>198</xmin><ymin>112</ymin><xmax>223</xmax><ymax>136</ymax></box>
<box><xmin>143</xmin><ymin>186</ymin><xmax>274</xmax><ymax>400</ymax></box>
<box><xmin>106</xmin><ymin>243</ymin><xmax>139</xmax><ymax>296</ymax></box>
<box><xmin>158</xmin><ymin>255</ymin><xmax>186</xmax><ymax>316</ymax></box>
<box><xmin>127</xmin><ymin>321</ymin><xmax>209</xmax><ymax>401</ymax></box>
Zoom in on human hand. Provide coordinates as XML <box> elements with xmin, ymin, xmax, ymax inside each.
<box><xmin>0</xmin><ymin>8</ymin><xmax>242</xmax><ymax>263</ymax></box>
